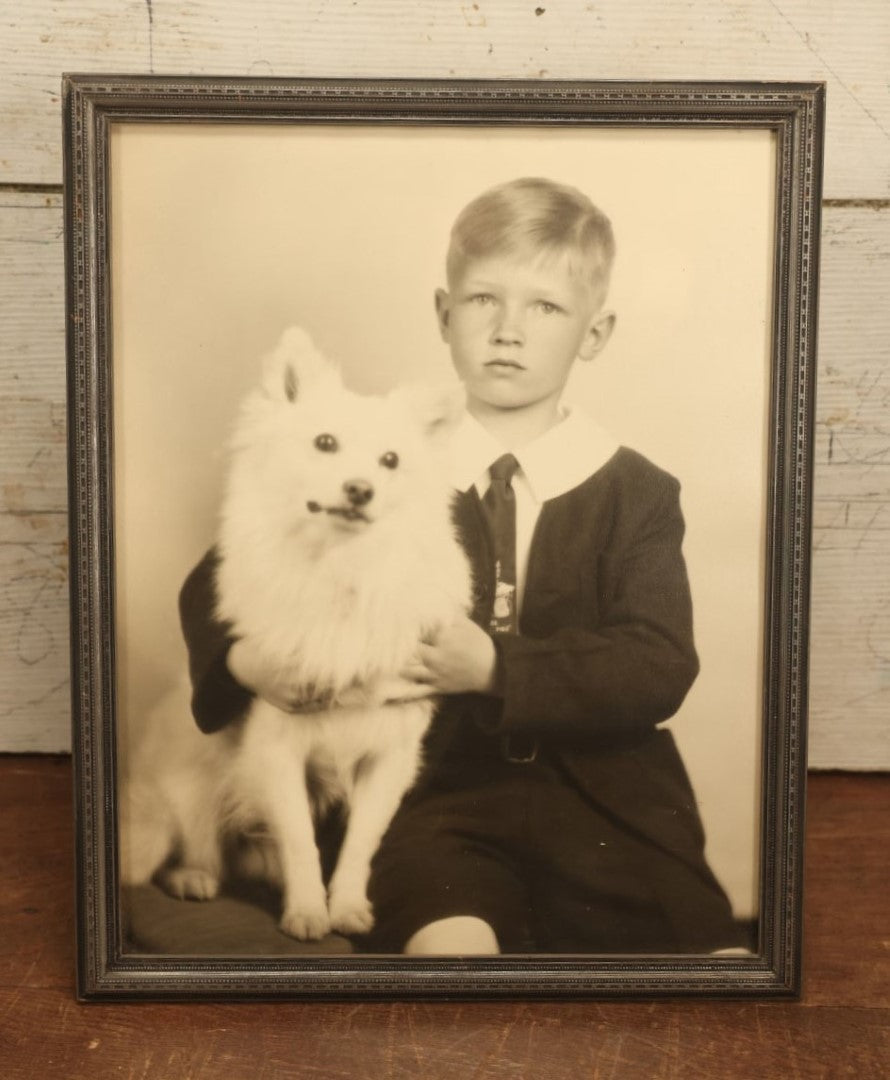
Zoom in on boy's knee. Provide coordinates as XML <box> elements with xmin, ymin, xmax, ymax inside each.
<box><xmin>404</xmin><ymin>916</ymin><xmax>499</xmax><ymax>955</ymax></box>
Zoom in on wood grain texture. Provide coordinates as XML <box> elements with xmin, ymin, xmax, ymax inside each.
<box><xmin>1</xmin><ymin>0</ymin><xmax>888</xmax><ymax>197</ymax></box>
<box><xmin>810</xmin><ymin>206</ymin><xmax>890</xmax><ymax>768</ymax></box>
<box><xmin>0</xmin><ymin>193</ymin><xmax>69</xmax><ymax>753</ymax></box>
<box><xmin>0</xmin><ymin>759</ymin><xmax>887</xmax><ymax>1078</ymax></box>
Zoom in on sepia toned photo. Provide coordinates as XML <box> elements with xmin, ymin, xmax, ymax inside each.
<box><xmin>64</xmin><ymin>77</ymin><xmax>823</xmax><ymax>999</ymax></box>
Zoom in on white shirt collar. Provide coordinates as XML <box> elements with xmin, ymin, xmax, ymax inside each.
<box><xmin>448</xmin><ymin>406</ymin><xmax>619</xmax><ymax>503</ymax></box>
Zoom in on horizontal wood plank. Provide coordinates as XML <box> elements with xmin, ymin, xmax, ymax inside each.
<box><xmin>0</xmin><ymin>0</ymin><xmax>888</xmax><ymax>197</ymax></box>
<box><xmin>1</xmin><ymin>196</ymin><xmax>889</xmax><ymax>763</ymax></box>
<box><xmin>1</xmin><ymin>762</ymin><xmax>887</xmax><ymax>1078</ymax></box>
<box><xmin>0</xmin><ymin>541</ymin><xmax>70</xmax><ymax>751</ymax></box>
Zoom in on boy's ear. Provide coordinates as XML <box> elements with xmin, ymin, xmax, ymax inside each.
<box><xmin>434</xmin><ymin>288</ymin><xmax>452</xmax><ymax>343</ymax></box>
<box><xmin>261</xmin><ymin>326</ymin><xmax>339</xmax><ymax>402</ymax></box>
<box><xmin>577</xmin><ymin>310</ymin><xmax>616</xmax><ymax>362</ymax></box>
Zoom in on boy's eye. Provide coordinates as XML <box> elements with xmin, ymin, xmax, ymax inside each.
<box><xmin>537</xmin><ymin>301</ymin><xmax>561</xmax><ymax>315</ymax></box>
<box><xmin>379</xmin><ymin>451</ymin><xmax>399</xmax><ymax>470</ymax></box>
<box><xmin>470</xmin><ymin>293</ymin><xmax>494</xmax><ymax>305</ymax></box>
<box><xmin>314</xmin><ymin>433</ymin><xmax>339</xmax><ymax>453</ymax></box>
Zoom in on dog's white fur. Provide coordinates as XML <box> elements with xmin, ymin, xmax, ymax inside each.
<box><xmin>120</xmin><ymin>328</ymin><xmax>471</xmax><ymax>940</ymax></box>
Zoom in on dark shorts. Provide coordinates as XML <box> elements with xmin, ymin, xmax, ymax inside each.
<box><xmin>364</xmin><ymin>741</ymin><xmax>742</xmax><ymax>955</ymax></box>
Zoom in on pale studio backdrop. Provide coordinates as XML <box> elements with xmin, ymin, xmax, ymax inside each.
<box><xmin>111</xmin><ymin>123</ymin><xmax>774</xmax><ymax>917</ymax></box>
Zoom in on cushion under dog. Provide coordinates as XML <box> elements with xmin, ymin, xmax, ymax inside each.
<box><xmin>122</xmin><ymin>882</ymin><xmax>353</xmax><ymax>956</ymax></box>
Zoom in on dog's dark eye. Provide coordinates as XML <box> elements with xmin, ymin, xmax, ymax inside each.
<box><xmin>379</xmin><ymin>451</ymin><xmax>399</xmax><ymax>470</ymax></box>
<box><xmin>314</xmin><ymin>433</ymin><xmax>339</xmax><ymax>453</ymax></box>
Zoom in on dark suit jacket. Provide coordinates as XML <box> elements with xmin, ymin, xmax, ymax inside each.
<box><xmin>422</xmin><ymin>448</ymin><xmax>717</xmax><ymax>885</ymax></box>
<box><xmin>455</xmin><ymin>446</ymin><xmax>698</xmax><ymax>735</ymax></box>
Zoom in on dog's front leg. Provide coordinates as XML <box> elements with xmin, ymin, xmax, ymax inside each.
<box><xmin>260</xmin><ymin>756</ymin><xmax>331</xmax><ymax>941</ymax></box>
<box><xmin>327</xmin><ymin>725</ymin><xmax>425</xmax><ymax>936</ymax></box>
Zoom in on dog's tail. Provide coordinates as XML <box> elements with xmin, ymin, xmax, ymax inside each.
<box><xmin>118</xmin><ymin>775</ymin><xmax>178</xmax><ymax>886</ymax></box>
<box><xmin>231</xmin><ymin>829</ymin><xmax>285</xmax><ymax>889</ymax></box>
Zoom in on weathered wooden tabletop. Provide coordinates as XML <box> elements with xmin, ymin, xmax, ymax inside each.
<box><xmin>0</xmin><ymin>758</ymin><xmax>887</xmax><ymax>1078</ymax></box>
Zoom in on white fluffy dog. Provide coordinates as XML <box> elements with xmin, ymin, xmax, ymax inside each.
<box><xmin>120</xmin><ymin>328</ymin><xmax>471</xmax><ymax>940</ymax></box>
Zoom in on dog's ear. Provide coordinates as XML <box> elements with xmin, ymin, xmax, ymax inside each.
<box><xmin>393</xmin><ymin>380</ymin><xmax>466</xmax><ymax>441</ymax></box>
<box><xmin>261</xmin><ymin>326</ymin><xmax>339</xmax><ymax>403</ymax></box>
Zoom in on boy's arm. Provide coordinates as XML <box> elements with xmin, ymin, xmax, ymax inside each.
<box><xmin>179</xmin><ymin>547</ymin><xmax>254</xmax><ymax>733</ymax></box>
<box><xmin>489</xmin><ymin>474</ymin><xmax>699</xmax><ymax>739</ymax></box>
<box><xmin>180</xmin><ymin>549</ymin><xmax>368</xmax><ymax>724</ymax></box>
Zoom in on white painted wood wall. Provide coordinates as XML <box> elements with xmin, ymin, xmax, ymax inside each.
<box><xmin>1</xmin><ymin>1</ymin><xmax>888</xmax><ymax>767</ymax></box>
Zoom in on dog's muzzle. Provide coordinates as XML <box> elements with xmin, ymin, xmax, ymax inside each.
<box><xmin>306</xmin><ymin>478</ymin><xmax>374</xmax><ymax>523</ymax></box>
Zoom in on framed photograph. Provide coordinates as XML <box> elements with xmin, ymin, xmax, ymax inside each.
<box><xmin>64</xmin><ymin>76</ymin><xmax>823</xmax><ymax>1001</ymax></box>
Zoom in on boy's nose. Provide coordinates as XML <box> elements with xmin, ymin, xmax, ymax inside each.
<box><xmin>343</xmin><ymin>478</ymin><xmax>374</xmax><ymax>506</ymax></box>
<box><xmin>491</xmin><ymin>308</ymin><xmax>524</xmax><ymax>344</ymax></box>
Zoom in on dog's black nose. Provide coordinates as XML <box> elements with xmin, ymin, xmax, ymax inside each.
<box><xmin>343</xmin><ymin>478</ymin><xmax>374</xmax><ymax>507</ymax></box>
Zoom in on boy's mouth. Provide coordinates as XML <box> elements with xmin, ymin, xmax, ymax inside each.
<box><xmin>485</xmin><ymin>359</ymin><xmax>525</xmax><ymax>371</ymax></box>
<box><xmin>306</xmin><ymin>501</ymin><xmax>371</xmax><ymax>524</ymax></box>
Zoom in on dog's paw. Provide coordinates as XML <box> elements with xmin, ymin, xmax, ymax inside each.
<box><xmin>161</xmin><ymin>867</ymin><xmax>220</xmax><ymax>901</ymax></box>
<box><xmin>279</xmin><ymin>904</ymin><xmax>331</xmax><ymax>941</ymax></box>
<box><xmin>328</xmin><ymin>892</ymin><xmax>375</xmax><ymax>936</ymax></box>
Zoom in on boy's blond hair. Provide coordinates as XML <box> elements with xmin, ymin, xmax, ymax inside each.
<box><xmin>446</xmin><ymin>177</ymin><xmax>615</xmax><ymax>309</ymax></box>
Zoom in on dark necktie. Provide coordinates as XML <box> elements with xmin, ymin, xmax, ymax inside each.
<box><xmin>481</xmin><ymin>453</ymin><xmax>520</xmax><ymax>634</ymax></box>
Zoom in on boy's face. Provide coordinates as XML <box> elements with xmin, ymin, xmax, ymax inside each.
<box><xmin>435</xmin><ymin>251</ymin><xmax>614</xmax><ymax>420</ymax></box>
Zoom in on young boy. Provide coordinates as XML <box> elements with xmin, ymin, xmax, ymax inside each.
<box><xmin>180</xmin><ymin>177</ymin><xmax>741</xmax><ymax>955</ymax></box>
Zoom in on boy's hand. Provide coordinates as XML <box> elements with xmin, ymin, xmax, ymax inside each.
<box><xmin>227</xmin><ymin>638</ymin><xmax>331</xmax><ymax>714</ymax></box>
<box><xmin>402</xmin><ymin>617</ymin><xmax>498</xmax><ymax>695</ymax></box>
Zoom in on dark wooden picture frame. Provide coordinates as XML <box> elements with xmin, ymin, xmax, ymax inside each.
<box><xmin>64</xmin><ymin>76</ymin><xmax>823</xmax><ymax>1000</ymax></box>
